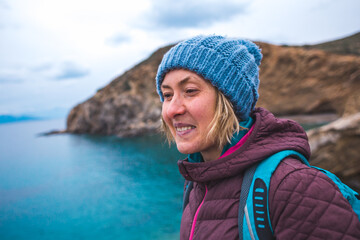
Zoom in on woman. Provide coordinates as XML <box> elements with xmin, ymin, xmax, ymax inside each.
<box><xmin>155</xmin><ymin>35</ymin><xmax>360</xmax><ymax>239</ymax></box>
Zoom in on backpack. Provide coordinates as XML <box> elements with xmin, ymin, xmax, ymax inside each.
<box><xmin>182</xmin><ymin>150</ymin><xmax>360</xmax><ymax>240</ymax></box>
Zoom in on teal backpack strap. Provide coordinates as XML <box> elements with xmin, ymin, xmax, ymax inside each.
<box><xmin>238</xmin><ymin>150</ymin><xmax>308</xmax><ymax>240</ymax></box>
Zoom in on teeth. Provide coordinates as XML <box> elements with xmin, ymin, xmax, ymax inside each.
<box><xmin>176</xmin><ymin>126</ymin><xmax>194</xmax><ymax>132</ymax></box>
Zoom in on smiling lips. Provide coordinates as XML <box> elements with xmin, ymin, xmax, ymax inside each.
<box><xmin>174</xmin><ymin>123</ymin><xmax>196</xmax><ymax>135</ymax></box>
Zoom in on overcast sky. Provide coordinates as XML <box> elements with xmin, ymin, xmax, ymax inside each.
<box><xmin>1</xmin><ymin>0</ymin><xmax>359</xmax><ymax>118</ymax></box>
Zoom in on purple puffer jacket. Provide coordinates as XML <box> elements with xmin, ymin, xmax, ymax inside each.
<box><xmin>178</xmin><ymin>108</ymin><xmax>360</xmax><ymax>240</ymax></box>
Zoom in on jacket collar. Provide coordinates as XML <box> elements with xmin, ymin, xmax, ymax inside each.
<box><xmin>187</xmin><ymin>117</ymin><xmax>254</xmax><ymax>163</ymax></box>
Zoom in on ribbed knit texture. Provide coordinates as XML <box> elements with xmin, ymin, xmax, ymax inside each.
<box><xmin>156</xmin><ymin>35</ymin><xmax>262</xmax><ymax>120</ymax></box>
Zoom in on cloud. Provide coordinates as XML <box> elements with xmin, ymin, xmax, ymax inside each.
<box><xmin>0</xmin><ymin>0</ymin><xmax>9</xmax><ymax>9</ymax></box>
<box><xmin>1</xmin><ymin>62</ymin><xmax>90</xmax><ymax>82</ymax></box>
<box><xmin>54</xmin><ymin>62</ymin><xmax>90</xmax><ymax>80</ymax></box>
<box><xmin>142</xmin><ymin>0</ymin><xmax>249</xmax><ymax>29</ymax></box>
<box><xmin>0</xmin><ymin>68</ymin><xmax>26</xmax><ymax>84</ymax></box>
<box><xmin>0</xmin><ymin>74</ymin><xmax>23</xmax><ymax>84</ymax></box>
<box><xmin>106</xmin><ymin>32</ymin><xmax>131</xmax><ymax>46</ymax></box>
<box><xmin>0</xmin><ymin>0</ymin><xmax>10</xmax><ymax>29</ymax></box>
<box><xmin>31</xmin><ymin>63</ymin><xmax>54</xmax><ymax>72</ymax></box>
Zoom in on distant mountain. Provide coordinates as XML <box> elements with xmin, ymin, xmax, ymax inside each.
<box><xmin>0</xmin><ymin>115</ymin><xmax>40</xmax><ymax>124</ymax></box>
<box><xmin>0</xmin><ymin>107</ymin><xmax>69</xmax><ymax>125</ymax></box>
<box><xmin>27</xmin><ymin>107</ymin><xmax>69</xmax><ymax>120</ymax></box>
<box><xmin>301</xmin><ymin>32</ymin><xmax>360</xmax><ymax>56</ymax></box>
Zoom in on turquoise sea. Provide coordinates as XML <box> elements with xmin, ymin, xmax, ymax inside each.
<box><xmin>0</xmin><ymin>119</ymin><xmax>185</xmax><ymax>240</ymax></box>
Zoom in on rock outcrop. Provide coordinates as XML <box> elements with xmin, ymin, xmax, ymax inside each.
<box><xmin>307</xmin><ymin>113</ymin><xmax>360</xmax><ymax>192</ymax></box>
<box><xmin>66</xmin><ymin>40</ymin><xmax>360</xmax><ymax>137</ymax></box>
<box><xmin>66</xmin><ymin>45</ymin><xmax>173</xmax><ymax>137</ymax></box>
<box><xmin>256</xmin><ymin>42</ymin><xmax>360</xmax><ymax>116</ymax></box>
<box><xmin>301</xmin><ymin>32</ymin><xmax>360</xmax><ymax>56</ymax></box>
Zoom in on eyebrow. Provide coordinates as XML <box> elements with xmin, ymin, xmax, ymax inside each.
<box><xmin>161</xmin><ymin>76</ymin><xmax>192</xmax><ymax>89</ymax></box>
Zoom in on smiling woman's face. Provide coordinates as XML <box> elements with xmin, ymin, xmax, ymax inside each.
<box><xmin>161</xmin><ymin>69</ymin><xmax>221</xmax><ymax>161</ymax></box>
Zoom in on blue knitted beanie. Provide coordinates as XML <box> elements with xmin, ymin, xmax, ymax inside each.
<box><xmin>156</xmin><ymin>35</ymin><xmax>262</xmax><ymax>120</ymax></box>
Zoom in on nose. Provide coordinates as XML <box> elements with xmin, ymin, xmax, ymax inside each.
<box><xmin>165</xmin><ymin>94</ymin><xmax>186</xmax><ymax>119</ymax></box>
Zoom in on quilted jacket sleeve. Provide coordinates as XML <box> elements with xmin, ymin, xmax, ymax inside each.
<box><xmin>269</xmin><ymin>158</ymin><xmax>360</xmax><ymax>240</ymax></box>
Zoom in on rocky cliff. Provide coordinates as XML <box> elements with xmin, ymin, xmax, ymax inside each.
<box><xmin>307</xmin><ymin>113</ymin><xmax>360</xmax><ymax>192</ymax></box>
<box><xmin>257</xmin><ymin>42</ymin><xmax>360</xmax><ymax>117</ymax></box>
<box><xmin>301</xmin><ymin>32</ymin><xmax>360</xmax><ymax>56</ymax></box>
<box><xmin>66</xmin><ymin>39</ymin><xmax>360</xmax><ymax>137</ymax></box>
<box><xmin>66</xmin><ymin>45</ymin><xmax>172</xmax><ymax>137</ymax></box>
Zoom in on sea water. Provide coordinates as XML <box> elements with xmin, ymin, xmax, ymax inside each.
<box><xmin>0</xmin><ymin>119</ymin><xmax>185</xmax><ymax>240</ymax></box>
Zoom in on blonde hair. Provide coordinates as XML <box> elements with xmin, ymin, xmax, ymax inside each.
<box><xmin>161</xmin><ymin>89</ymin><xmax>243</xmax><ymax>149</ymax></box>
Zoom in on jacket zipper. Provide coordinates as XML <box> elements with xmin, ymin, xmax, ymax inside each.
<box><xmin>189</xmin><ymin>185</ymin><xmax>208</xmax><ymax>240</ymax></box>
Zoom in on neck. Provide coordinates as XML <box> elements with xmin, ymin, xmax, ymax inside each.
<box><xmin>201</xmin><ymin>147</ymin><xmax>223</xmax><ymax>162</ymax></box>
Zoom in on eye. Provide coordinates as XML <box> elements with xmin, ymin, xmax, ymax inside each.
<box><xmin>163</xmin><ymin>92</ymin><xmax>173</xmax><ymax>100</ymax></box>
<box><xmin>185</xmin><ymin>88</ymin><xmax>199</xmax><ymax>95</ymax></box>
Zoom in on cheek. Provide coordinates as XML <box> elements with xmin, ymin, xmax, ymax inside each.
<box><xmin>161</xmin><ymin>106</ymin><xmax>168</xmax><ymax>123</ymax></box>
<box><xmin>161</xmin><ymin>105</ymin><xmax>173</xmax><ymax>129</ymax></box>
<box><xmin>161</xmin><ymin>106</ymin><xmax>166</xmax><ymax>119</ymax></box>
<box><xmin>192</xmin><ymin>98</ymin><xmax>216</xmax><ymax>123</ymax></box>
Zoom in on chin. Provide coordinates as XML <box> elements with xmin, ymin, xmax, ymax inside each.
<box><xmin>177</xmin><ymin>148</ymin><xmax>193</xmax><ymax>155</ymax></box>
<box><xmin>176</xmin><ymin>144</ymin><xmax>197</xmax><ymax>155</ymax></box>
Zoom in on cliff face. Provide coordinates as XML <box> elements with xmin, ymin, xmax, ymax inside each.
<box><xmin>307</xmin><ymin>113</ymin><xmax>360</xmax><ymax>192</ymax></box>
<box><xmin>66</xmin><ymin>45</ymin><xmax>172</xmax><ymax>137</ymax></box>
<box><xmin>66</xmin><ymin>41</ymin><xmax>360</xmax><ymax>137</ymax></box>
<box><xmin>256</xmin><ymin>42</ymin><xmax>360</xmax><ymax>116</ymax></box>
<box><xmin>301</xmin><ymin>32</ymin><xmax>360</xmax><ymax>56</ymax></box>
